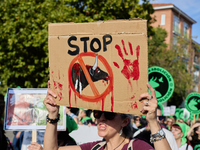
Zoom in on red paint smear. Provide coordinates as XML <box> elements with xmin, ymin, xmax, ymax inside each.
<box><xmin>113</xmin><ymin>62</ymin><xmax>120</xmax><ymax>68</ymax></box>
<box><xmin>121</xmin><ymin>40</ymin><xmax>128</xmax><ymax>55</ymax></box>
<box><xmin>53</xmin><ymin>80</ymin><xmax>57</xmax><ymax>89</ymax></box>
<box><xmin>115</xmin><ymin>45</ymin><xmax>124</xmax><ymax>61</ymax></box>
<box><xmin>128</xmin><ymin>42</ymin><xmax>133</xmax><ymax>55</ymax></box>
<box><xmin>115</xmin><ymin>42</ymin><xmax>140</xmax><ymax>92</ymax></box>
<box><xmin>57</xmin><ymin>82</ymin><xmax>63</xmax><ymax>91</ymax></box>
<box><xmin>111</xmin><ymin>91</ymin><xmax>114</xmax><ymax>112</ymax></box>
<box><xmin>136</xmin><ymin>45</ymin><xmax>140</xmax><ymax>59</ymax></box>
<box><xmin>130</xmin><ymin>101</ymin><xmax>138</xmax><ymax>109</ymax></box>
<box><xmin>68</xmin><ymin>85</ymin><xmax>71</xmax><ymax>107</ymax></box>
<box><xmin>58</xmin><ymin>70</ymin><xmax>60</xmax><ymax>80</ymax></box>
<box><xmin>131</xmin><ymin>95</ymin><xmax>135</xmax><ymax>99</ymax></box>
<box><xmin>58</xmin><ymin>92</ymin><xmax>62</xmax><ymax>101</ymax></box>
<box><xmin>101</xmin><ymin>98</ymin><xmax>105</xmax><ymax>111</ymax></box>
<box><xmin>52</xmin><ymin>71</ymin><xmax>54</xmax><ymax>74</ymax></box>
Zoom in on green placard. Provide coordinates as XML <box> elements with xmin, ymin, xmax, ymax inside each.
<box><xmin>158</xmin><ymin>103</ymin><xmax>164</xmax><ymax>116</ymax></box>
<box><xmin>194</xmin><ymin>144</ymin><xmax>200</xmax><ymax>150</ymax></box>
<box><xmin>185</xmin><ymin>92</ymin><xmax>200</xmax><ymax>114</ymax></box>
<box><xmin>175</xmin><ymin>108</ymin><xmax>181</xmax><ymax>119</ymax></box>
<box><xmin>148</xmin><ymin>66</ymin><xmax>174</xmax><ymax>104</ymax></box>
<box><xmin>189</xmin><ymin>112</ymin><xmax>198</xmax><ymax>121</ymax></box>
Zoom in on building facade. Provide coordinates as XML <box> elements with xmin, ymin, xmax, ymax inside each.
<box><xmin>151</xmin><ymin>3</ymin><xmax>200</xmax><ymax>92</ymax></box>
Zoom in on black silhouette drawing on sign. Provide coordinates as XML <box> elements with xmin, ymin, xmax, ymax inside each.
<box><xmin>188</xmin><ymin>97</ymin><xmax>200</xmax><ymax>111</ymax></box>
<box><xmin>71</xmin><ymin>54</ymin><xmax>109</xmax><ymax>94</ymax></box>
<box><xmin>149</xmin><ymin>72</ymin><xmax>168</xmax><ymax>98</ymax></box>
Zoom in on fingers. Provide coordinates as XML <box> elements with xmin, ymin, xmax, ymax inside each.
<box><xmin>44</xmin><ymin>90</ymin><xmax>57</xmax><ymax>106</ymax></box>
<box><xmin>48</xmin><ymin>80</ymin><xmax>50</xmax><ymax>88</ymax></box>
<box><xmin>28</xmin><ymin>142</ymin><xmax>43</xmax><ymax>150</ymax></box>
<box><xmin>140</xmin><ymin>101</ymin><xmax>157</xmax><ymax>114</ymax></box>
<box><xmin>147</xmin><ymin>83</ymin><xmax>156</xmax><ymax>99</ymax></box>
<box><xmin>139</xmin><ymin>83</ymin><xmax>157</xmax><ymax>114</ymax></box>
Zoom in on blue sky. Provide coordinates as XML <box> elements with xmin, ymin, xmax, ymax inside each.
<box><xmin>141</xmin><ymin>0</ymin><xmax>200</xmax><ymax>44</ymax></box>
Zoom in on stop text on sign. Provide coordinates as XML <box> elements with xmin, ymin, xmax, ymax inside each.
<box><xmin>68</xmin><ymin>34</ymin><xmax>112</xmax><ymax>56</ymax></box>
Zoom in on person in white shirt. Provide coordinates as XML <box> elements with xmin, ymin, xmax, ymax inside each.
<box><xmin>133</xmin><ymin>108</ymin><xmax>179</xmax><ymax>150</ymax></box>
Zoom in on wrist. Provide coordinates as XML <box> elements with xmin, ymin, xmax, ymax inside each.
<box><xmin>46</xmin><ymin>114</ymin><xmax>60</xmax><ymax>124</ymax></box>
<box><xmin>148</xmin><ymin>120</ymin><xmax>161</xmax><ymax>134</ymax></box>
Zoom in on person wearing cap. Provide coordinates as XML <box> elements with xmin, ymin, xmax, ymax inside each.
<box><xmin>171</xmin><ymin>122</ymin><xmax>193</xmax><ymax>150</ymax></box>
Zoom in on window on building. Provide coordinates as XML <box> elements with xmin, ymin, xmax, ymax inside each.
<box><xmin>161</xmin><ymin>14</ymin><xmax>165</xmax><ymax>25</ymax></box>
<box><xmin>173</xmin><ymin>34</ymin><xmax>178</xmax><ymax>48</ymax></box>
<box><xmin>174</xmin><ymin>15</ymin><xmax>180</xmax><ymax>34</ymax></box>
<box><xmin>194</xmin><ymin>55</ymin><xmax>199</xmax><ymax>64</ymax></box>
<box><xmin>183</xmin><ymin>22</ymin><xmax>189</xmax><ymax>38</ymax></box>
<box><xmin>193</xmin><ymin>70</ymin><xmax>199</xmax><ymax>85</ymax></box>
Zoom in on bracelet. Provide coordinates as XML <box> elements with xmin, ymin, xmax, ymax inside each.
<box><xmin>46</xmin><ymin>114</ymin><xmax>60</xmax><ymax>123</ymax></box>
<box><xmin>150</xmin><ymin>135</ymin><xmax>165</xmax><ymax>143</ymax></box>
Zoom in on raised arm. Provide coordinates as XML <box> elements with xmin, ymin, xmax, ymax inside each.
<box><xmin>187</xmin><ymin>122</ymin><xmax>200</xmax><ymax>141</ymax></box>
<box><xmin>43</xmin><ymin>81</ymin><xmax>81</xmax><ymax>150</ymax></box>
<box><xmin>139</xmin><ymin>83</ymin><xmax>171</xmax><ymax>150</ymax></box>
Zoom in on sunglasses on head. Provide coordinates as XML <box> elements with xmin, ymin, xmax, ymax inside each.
<box><xmin>93</xmin><ymin>110</ymin><xmax>117</xmax><ymax>120</ymax></box>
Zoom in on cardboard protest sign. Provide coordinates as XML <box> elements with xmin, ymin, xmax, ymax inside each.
<box><xmin>185</xmin><ymin>92</ymin><xmax>200</xmax><ymax>114</ymax></box>
<box><xmin>163</xmin><ymin>107</ymin><xmax>170</xmax><ymax>116</ymax></box>
<box><xmin>4</xmin><ymin>88</ymin><xmax>66</xmax><ymax>130</ymax></box>
<box><xmin>48</xmin><ymin>19</ymin><xmax>148</xmax><ymax>115</ymax></box>
<box><xmin>148</xmin><ymin>66</ymin><xmax>174</xmax><ymax>104</ymax></box>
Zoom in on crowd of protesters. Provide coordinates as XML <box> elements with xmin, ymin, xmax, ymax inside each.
<box><xmin>2</xmin><ymin>94</ymin><xmax>200</xmax><ymax>150</ymax></box>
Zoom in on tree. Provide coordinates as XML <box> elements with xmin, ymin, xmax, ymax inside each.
<box><xmin>148</xmin><ymin>27</ymin><xmax>193</xmax><ymax>107</ymax></box>
<box><xmin>0</xmin><ymin>0</ymin><xmax>155</xmax><ymax>95</ymax></box>
<box><xmin>66</xmin><ymin>0</ymin><xmax>155</xmax><ymax>36</ymax></box>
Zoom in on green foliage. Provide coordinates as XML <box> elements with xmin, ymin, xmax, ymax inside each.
<box><xmin>0</xmin><ymin>0</ymin><xmax>154</xmax><ymax>95</ymax></box>
<box><xmin>66</xmin><ymin>0</ymin><xmax>155</xmax><ymax>36</ymax></box>
<box><xmin>148</xmin><ymin>27</ymin><xmax>193</xmax><ymax>107</ymax></box>
<box><xmin>0</xmin><ymin>0</ymin><xmax>77</xmax><ymax>94</ymax></box>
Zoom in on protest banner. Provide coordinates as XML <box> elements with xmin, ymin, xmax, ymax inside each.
<box><xmin>4</xmin><ymin>88</ymin><xmax>66</xmax><ymax>130</ymax></box>
<box><xmin>48</xmin><ymin>19</ymin><xmax>148</xmax><ymax>115</ymax></box>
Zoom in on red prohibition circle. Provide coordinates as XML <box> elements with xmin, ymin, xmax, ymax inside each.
<box><xmin>68</xmin><ymin>52</ymin><xmax>113</xmax><ymax>102</ymax></box>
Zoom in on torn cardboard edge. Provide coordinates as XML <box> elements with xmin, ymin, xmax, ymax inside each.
<box><xmin>49</xmin><ymin>19</ymin><xmax>147</xmax><ymax>36</ymax></box>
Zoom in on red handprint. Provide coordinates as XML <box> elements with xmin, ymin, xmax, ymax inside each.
<box><xmin>113</xmin><ymin>40</ymin><xmax>140</xmax><ymax>90</ymax></box>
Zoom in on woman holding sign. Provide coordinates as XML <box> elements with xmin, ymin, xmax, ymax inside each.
<box><xmin>42</xmin><ymin>82</ymin><xmax>171</xmax><ymax>150</ymax></box>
